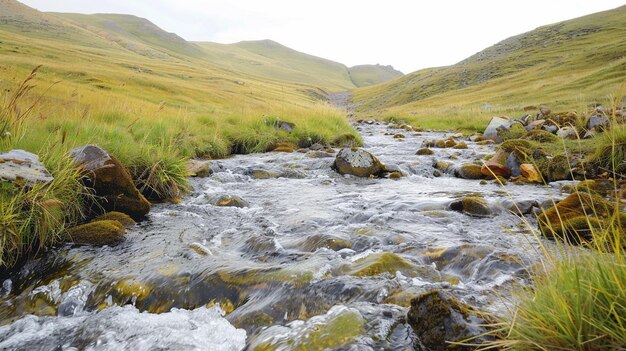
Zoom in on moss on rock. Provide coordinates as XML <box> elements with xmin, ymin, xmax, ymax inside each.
<box><xmin>455</xmin><ymin>164</ymin><xmax>485</xmax><ymax>180</ymax></box>
<box><xmin>537</xmin><ymin>192</ymin><xmax>612</xmax><ymax>240</ymax></box>
<box><xmin>67</xmin><ymin>220</ymin><xmax>125</xmax><ymax>246</ymax></box>
<box><xmin>94</xmin><ymin>211</ymin><xmax>136</xmax><ymax>227</ymax></box>
<box><xmin>416</xmin><ymin>148</ymin><xmax>434</xmax><ymax>156</ymax></box>
<box><xmin>407</xmin><ymin>291</ymin><xmax>492</xmax><ymax>351</ymax></box>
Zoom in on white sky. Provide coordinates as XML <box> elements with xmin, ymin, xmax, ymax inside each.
<box><xmin>20</xmin><ymin>0</ymin><xmax>626</xmax><ymax>73</ymax></box>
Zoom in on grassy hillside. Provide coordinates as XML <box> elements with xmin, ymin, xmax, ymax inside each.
<box><xmin>0</xmin><ymin>0</ymin><xmax>361</xmax><ymax>189</ymax></box>
<box><xmin>52</xmin><ymin>13</ymin><xmax>206</xmax><ymax>59</ymax></box>
<box><xmin>348</xmin><ymin>64</ymin><xmax>403</xmax><ymax>88</ymax></box>
<box><xmin>353</xmin><ymin>5</ymin><xmax>626</xmax><ymax>131</ymax></box>
<box><xmin>232</xmin><ymin>39</ymin><xmax>356</xmax><ymax>90</ymax></box>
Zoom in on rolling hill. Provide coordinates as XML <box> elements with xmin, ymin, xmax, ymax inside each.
<box><xmin>348</xmin><ymin>64</ymin><xmax>403</xmax><ymax>88</ymax></box>
<box><xmin>353</xmin><ymin>5</ymin><xmax>626</xmax><ymax>130</ymax></box>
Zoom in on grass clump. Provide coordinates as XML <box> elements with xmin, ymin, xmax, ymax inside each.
<box><xmin>589</xmin><ymin>125</ymin><xmax>626</xmax><ymax>177</ymax></box>
<box><xmin>489</xmin><ymin>253</ymin><xmax>626</xmax><ymax>350</ymax></box>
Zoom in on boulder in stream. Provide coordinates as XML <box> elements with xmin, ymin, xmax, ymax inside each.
<box><xmin>407</xmin><ymin>291</ymin><xmax>492</xmax><ymax>351</ymax></box>
<box><xmin>333</xmin><ymin>148</ymin><xmax>385</xmax><ymax>177</ymax></box>
<box><xmin>0</xmin><ymin>150</ymin><xmax>54</xmax><ymax>186</ymax></box>
<box><xmin>71</xmin><ymin>145</ymin><xmax>151</xmax><ymax>219</ymax></box>
<box><xmin>67</xmin><ymin>220</ymin><xmax>125</xmax><ymax>246</ymax></box>
<box><xmin>449</xmin><ymin>197</ymin><xmax>493</xmax><ymax>218</ymax></box>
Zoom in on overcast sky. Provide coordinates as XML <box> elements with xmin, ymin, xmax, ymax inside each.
<box><xmin>20</xmin><ymin>0</ymin><xmax>625</xmax><ymax>73</ymax></box>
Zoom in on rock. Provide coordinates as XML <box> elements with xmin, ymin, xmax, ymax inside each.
<box><xmin>449</xmin><ymin>197</ymin><xmax>493</xmax><ymax>217</ymax></box>
<box><xmin>499</xmin><ymin>122</ymin><xmax>527</xmax><ymax>142</ymax></box>
<box><xmin>469</xmin><ymin>134</ymin><xmax>484</xmax><ymax>142</ymax></box>
<box><xmin>67</xmin><ymin>220</ymin><xmax>125</xmax><ymax>246</ymax></box>
<box><xmin>333</xmin><ymin>148</ymin><xmax>385</xmax><ymax>177</ymax></box>
<box><xmin>539</xmin><ymin>155</ymin><xmax>570</xmax><ymax>182</ymax></box>
<box><xmin>93</xmin><ymin>212</ymin><xmax>136</xmax><ymax>227</ymax></box>
<box><xmin>483</xmin><ymin>117</ymin><xmax>510</xmax><ymax>142</ymax></box>
<box><xmin>70</xmin><ymin>145</ymin><xmax>150</xmax><ymax>219</ymax></box>
<box><xmin>502</xmin><ymin>199</ymin><xmax>538</xmax><ymax>216</ymax></box>
<box><xmin>276</xmin><ymin>121</ymin><xmax>295</xmax><ymax>133</ymax></box>
<box><xmin>306</xmin><ymin>151</ymin><xmax>334</xmax><ymax>158</ymax></box>
<box><xmin>520</xmin><ymin>164</ymin><xmax>542</xmax><ymax>183</ymax></box>
<box><xmin>540</xmin><ymin>107</ymin><xmax>551</xmax><ymax>116</ymax></box>
<box><xmin>434</xmin><ymin>161</ymin><xmax>453</xmax><ymax>174</ymax></box>
<box><xmin>301</xmin><ymin>234</ymin><xmax>352</xmax><ymax>252</ymax></box>
<box><xmin>481</xmin><ymin>149</ymin><xmax>511</xmax><ymax>178</ymax></box>
<box><xmin>416</xmin><ymin>148</ymin><xmax>434</xmax><ymax>156</ymax></box>
<box><xmin>210</xmin><ymin>195</ymin><xmax>249</xmax><ymax>208</ymax></box>
<box><xmin>186</xmin><ymin>159</ymin><xmax>212</xmax><ymax>177</ymax></box>
<box><xmin>278</xmin><ymin>169</ymin><xmax>306</xmax><ymax>179</ymax></box>
<box><xmin>455</xmin><ymin>164</ymin><xmax>484</xmax><ymax>180</ymax></box>
<box><xmin>556</xmin><ymin>126</ymin><xmax>578</xmax><ymax>139</ymax></box>
<box><xmin>453</xmin><ymin>142</ymin><xmax>468</xmax><ymax>149</ymax></box>
<box><xmin>272</xmin><ymin>142</ymin><xmax>297</xmax><ymax>153</ymax></box>
<box><xmin>389</xmin><ymin>171</ymin><xmax>403</xmax><ymax>179</ymax></box>
<box><xmin>542</xmin><ymin>124</ymin><xmax>558</xmax><ymax>134</ymax></box>
<box><xmin>407</xmin><ymin>291</ymin><xmax>492</xmax><ymax>351</ymax></box>
<box><xmin>347</xmin><ymin>252</ymin><xmax>420</xmax><ymax>277</ymax></box>
<box><xmin>248</xmin><ymin>169</ymin><xmax>276</xmax><ymax>179</ymax></box>
<box><xmin>525</xmin><ymin>119</ymin><xmax>546</xmax><ymax>131</ymax></box>
<box><xmin>537</xmin><ymin>192</ymin><xmax>612</xmax><ymax>242</ymax></box>
<box><xmin>0</xmin><ymin>150</ymin><xmax>54</xmax><ymax>186</ymax></box>
<box><xmin>393</xmin><ymin>134</ymin><xmax>405</xmax><ymax>139</ymax></box>
<box><xmin>506</xmin><ymin>153</ymin><xmax>521</xmax><ymax>177</ymax></box>
<box><xmin>588</xmin><ymin>115</ymin><xmax>609</xmax><ymax>131</ymax></box>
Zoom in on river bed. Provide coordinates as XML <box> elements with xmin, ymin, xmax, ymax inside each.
<box><xmin>0</xmin><ymin>122</ymin><xmax>568</xmax><ymax>350</ymax></box>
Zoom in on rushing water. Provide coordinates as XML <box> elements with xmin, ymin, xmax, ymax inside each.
<box><xmin>0</xmin><ymin>122</ymin><xmax>569</xmax><ymax>350</ymax></box>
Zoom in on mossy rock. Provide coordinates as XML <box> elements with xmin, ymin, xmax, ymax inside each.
<box><xmin>453</xmin><ymin>142</ymin><xmax>468</xmax><ymax>149</ymax></box>
<box><xmin>333</xmin><ymin>148</ymin><xmax>385</xmax><ymax>178</ymax></box>
<box><xmin>67</xmin><ymin>220</ymin><xmax>125</xmax><ymax>246</ymax></box>
<box><xmin>70</xmin><ymin>145</ymin><xmax>151</xmax><ymax>219</ymax></box>
<box><xmin>93</xmin><ymin>211</ymin><xmax>136</xmax><ymax>227</ymax></box>
<box><xmin>538</xmin><ymin>154</ymin><xmax>571</xmax><ymax>182</ymax></box>
<box><xmin>393</xmin><ymin>134</ymin><xmax>406</xmax><ymax>139</ymax></box>
<box><xmin>562</xmin><ymin>216</ymin><xmax>606</xmax><ymax>243</ymax></box>
<box><xmin>389</xmin><ymin>171</ymin><xmax>403</xmax><ymax>179</ymax></box>
<box><xmin>300</xmin><ymin>234</ymin><xmax>352</xmax><ymax>252</ymax></box>
<box><xmin>434</xmin><ymin>161</ymin><xmax>453</xmax><ymax>173</ymax></box>
<box><xmin>416</xmin><ymin>148</ymin><xmax>434</xmax><ymax>156</ymax></box>
<box><xmin>407</xmin><ymin>291</ymin><xmax>492</xmax><ymax>351</ymax></box>
<box><xmin>499</xmin><ymin>123</ymin><xmax>527</xmax><ymax>142</ymax></box>
<box><xmin>523</xmin><ymin>129</ymin><xmax>559</xmax><ymax>143</ymax></box>
<box><xmin>449</xmin><ymin>197</ymin><xmax>493</xmax><ymax>218</ymax></box>
<box><xmin>455</xmin><ymin>164</ymin><xmax>484</xmax><ymax>180</ymax></box>
<box><xmin>271</xmin><ymin>142</ymin><xmax>297</xmax><ymax>153</ymax></box>
<box><xmin>348</xmin><ymin>252</ymin><xmax>418</xmax><ymax>277</ymax></box>
<box><xmin>210</xmin><ymin>195</ymin><xmax>249</xmax><ymax>208</ymax></box>
<box><xmin>537</xmin><ymin>192</ymin><xmax>612</xmax><ymax>240</ymax></box>
<box><xmin>249</xmin><ymin>169</ymin><xmax>277</xmax><ymax>179</ymax></box>
<box><xmin>575</xmin><ymin>179</ymin><xmax>613</xmax><ymax>196</ymax></box>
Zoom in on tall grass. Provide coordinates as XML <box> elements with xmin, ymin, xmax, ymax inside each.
<box><xmin>0</xmin><ymin>69</ymin><xmax>86</xmax><ymax>268</ymax></box>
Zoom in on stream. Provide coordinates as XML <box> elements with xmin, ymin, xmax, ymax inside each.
<box><xmin>0</xmin><ymin>121</ymin><xmax>569</xmax><ymax>350</ymax></box>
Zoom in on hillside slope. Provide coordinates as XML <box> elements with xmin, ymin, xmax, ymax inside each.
<box><xmin>348</xmin><ymin>64</ymin><xmax>403</xmax><ymax>88</ymax></box>
<box><xmin>353</xmin><ymin>5</ymin><xmax>626</xmax><ymax>129</ymax></box>
<box><xmin>232</xmin><ymin>39</ymin><xmax>356</xmax><ymax>90</ymax></box>
<box><xmin>53</xmin><ymin>13</ymin><xmax>206</xmax><ymax>60</ymax></box>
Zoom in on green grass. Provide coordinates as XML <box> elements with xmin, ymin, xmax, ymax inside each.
<box><xmin>352</xmin><ymin>5</ymin><xmax>626</xmax><ymax>132</ymax></box>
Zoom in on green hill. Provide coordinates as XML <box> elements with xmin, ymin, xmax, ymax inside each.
<box><xmin>231</xmin><ymin>39</ymin><xmax>356</xmax><ymax>90</ymax></box>
<box><xmin>52</xmin><ymin>13</ymin><xmax>206</xmax><ymax>59</ymax></box>
<box><xmin>348</xmin><ymin>64</ymin><xmax>403</xmax><ymax>88</ymax></box>
<box><xmin>353</xmin><ymin>5</ymin><xmax>626</xmax><ymax>131</ymax></box>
